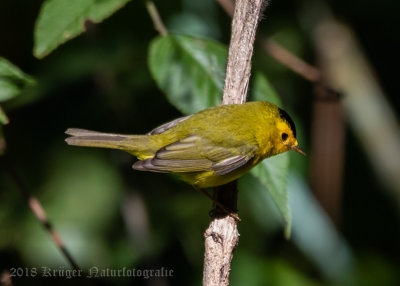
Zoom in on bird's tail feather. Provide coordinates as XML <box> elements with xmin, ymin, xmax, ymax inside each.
<box><xmin>65</xmin><ymin>128</ymin><xmax>152</xmax><ymax>158</ymax></box>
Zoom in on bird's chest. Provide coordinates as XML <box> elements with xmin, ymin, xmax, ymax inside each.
<box><xmin>254</xmin><ymin>129</ymin><xmax>275</xmax><ymax>159</ymax></box>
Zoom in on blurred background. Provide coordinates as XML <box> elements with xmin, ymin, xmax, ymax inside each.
<box><xmin>0</xmin><ymin>0</ymin><xmax>399</xmax><ymax>285</ymax></box>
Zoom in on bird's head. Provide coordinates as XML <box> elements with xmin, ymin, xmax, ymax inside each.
<box><xmin>274</xmin><ymin>108</ymin><xmax>306</xmax><ymax>156</ymax></box>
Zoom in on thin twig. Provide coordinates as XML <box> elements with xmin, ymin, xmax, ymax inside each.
<box><xmin>145</xmin><ymin>0</ymin><xmax>168</xmax><ymax>36</ymax></box>
<box><xmin>217</xmin><ymin>0</ymin><xmax>323</xmax><ymax>84</ymax></box>
<box><xmin>0</xmin><ymin>270</ymin><xmax>13</xmax><ymax>286</ymax></box>
<box><xmin>216</xmin><ymin>0</ymin><xmax>235</xmax><ymax>16</ymax></box>
<box><xmin>1</xmin><ymin>155</ymin><xmax>80</xmax><ymax>271</ymax></box>
<box><xmin>262</xmin><ymin>39</ymin><xmax>321</xmax><ymax>82</ymax></box>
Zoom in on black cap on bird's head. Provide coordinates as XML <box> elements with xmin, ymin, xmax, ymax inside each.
<box><xmin>278</xmin><ymin>108</ymin><xmax>296</xmax><ymax>138</ymax></box>
<box><xmin>278</xmin><ymin>107</ymin><xmax>306</xmax><ymax>155</ymax></box>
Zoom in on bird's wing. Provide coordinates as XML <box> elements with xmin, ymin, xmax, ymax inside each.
<box><xmin>132</xmin><ymin>135</ymin><xmax>256</xmax><ymax>174</ymax></box>
<box><xmin>211</xmin><ymin>155</ymin><xmax>251</xmax><ymax>175</ymax></box>
<box><xmin>148</xmin><ymin>115</ymin><xmax>192</xmax><ymax>135</ymax></box>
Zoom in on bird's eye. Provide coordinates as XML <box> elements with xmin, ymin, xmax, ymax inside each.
<box><xmin>281</xmin><ymin>133</ymin><xmax>288</xmax><ymax>141</ymax></box>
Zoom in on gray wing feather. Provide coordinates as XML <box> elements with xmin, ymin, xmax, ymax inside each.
<box><xmin>133</xmin><ymin>158</ymin><xmax>212</xmax><ymax>173</ymax></box>
<box><xmin>148</xmin><ymin>115</ymin><xmax>192</xmax><ymax>135</ymax></box>
<box><xmin>211</xmin><ymin>155</ymin><xmax>250</xmax><ymax>175</ymax></box>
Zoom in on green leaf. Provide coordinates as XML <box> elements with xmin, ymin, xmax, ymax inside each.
<box><xmin>238</xmin><ymin>174</ymin><xmax>283</xmax><ymax>234</ymax></box>
<box><xmin>244</xmin><ymin>72</ymin><xmax>291</xmax><ymax>237</ymax></box>
<box><xmin>148</xmin><ymin>35</ymin><xmax>226</xmax><ymax>114</ymax></box>
<box><xmin>33</xmin><ymin>0</ymin><xmax>131</xmax><ymax>59</ymax></box>
<box><xmin>0</xmin><ymin>58</ymin><xmax>36</xmax><ymax>103</ymax></box>
<box><xmin>249</xmin><ymin>153</ymin><xmax>291</xmax><ymax>238</ymax></box>
<box><xmin>288</xmin><ymin>171</ymin><xmax>353</xmax><ymax>281</ymax></box>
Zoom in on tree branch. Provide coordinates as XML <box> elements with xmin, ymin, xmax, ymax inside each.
<box><xmin>1</xmin><ymin>155</ymin><xmax>80</xmax><ymax>271</ymax></box>
<box><xmin>222</xmin><ymin>0</ymin><xmax>267</xmax><ymax>104</ymax></box>
<box><xmin>203</xmin><ymin>1</ymin><xmax>267</xmax><ymax>285</ymax></box>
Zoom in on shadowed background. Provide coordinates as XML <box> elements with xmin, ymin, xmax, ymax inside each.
<box><xmin>0</xmin><ymin>0</ymin><xmax>399</xmax><ymax>285</ymax></box>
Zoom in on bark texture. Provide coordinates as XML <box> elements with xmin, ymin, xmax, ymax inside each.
<box><xmin>222</xmin><ymin>0</ymin><xmax>266</xmax><ymax>105</ymax></box>
<box><xmin>202</xmin><ymin>1</ymin><xmax>266</xmax><ymax>285</ymax></box>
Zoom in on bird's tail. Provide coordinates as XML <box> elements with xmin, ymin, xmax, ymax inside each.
<box><xmin>65</xmin><ymin>128</ymin><xmax>153</xmax><ymax>159</ymax></box>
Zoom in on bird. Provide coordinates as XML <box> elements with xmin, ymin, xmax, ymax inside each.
<box><xmin>65</xmin><ymin>101</ymin><xmax>304</xmax><ymax>190</ymax></box>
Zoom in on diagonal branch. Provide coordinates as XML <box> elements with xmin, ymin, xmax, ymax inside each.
<box><xmin>1</xmin><ymin>155</ymin><xmax>80</xmax><ymax>271</ymax></box>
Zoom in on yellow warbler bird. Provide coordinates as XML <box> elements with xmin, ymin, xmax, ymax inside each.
<box><xmin>65</xmin><ymin>101</ymin><xmax>304</xmax><ymax>189</ymax></box>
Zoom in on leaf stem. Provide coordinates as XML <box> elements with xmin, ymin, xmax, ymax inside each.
<box><xmin>145</xmin><ymin>0</ymin><xmax>168</xmax><ymax>36</ymax></box>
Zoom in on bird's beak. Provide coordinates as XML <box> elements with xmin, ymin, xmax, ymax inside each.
<box><xmin>291</xmin><ymin>145</ymin><xmax>306</xmax><ymax>156</ymax></box>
